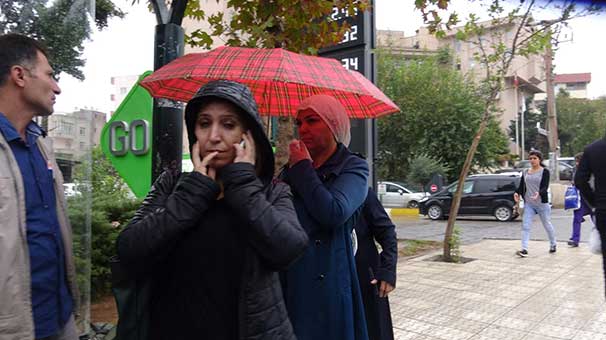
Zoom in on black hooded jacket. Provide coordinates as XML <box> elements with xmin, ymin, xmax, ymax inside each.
<box><xmin>117</xmin><ymin>80</ymin><xmax>308</xmax><ymax>340</ymax></box>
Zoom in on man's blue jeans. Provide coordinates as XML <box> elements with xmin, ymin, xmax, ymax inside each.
<box><xmin>521</xmin><ymin>202</ymin><xmax>557</xmax><ymax>251</ymax></box>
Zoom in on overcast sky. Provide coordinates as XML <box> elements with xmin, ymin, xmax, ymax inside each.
<box><xmin>54</xmin><ymin>0</ymin><xmax>606</xmax><ymax>114</ymax></box>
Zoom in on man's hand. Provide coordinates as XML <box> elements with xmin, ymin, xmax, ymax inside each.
<box><xmin>192</xmin><ymin>141</ymin><xmax>217</xmax><ymax>180</ymax></box>
<box><xmin>513</xmin><ymin>192</ymin><xmax>519</xmax><ymax>203</ymax></box>
<box><xmin>288</xmin><ymin>139</ymin><xmax>312</xmax><ymax>167</ymax></box>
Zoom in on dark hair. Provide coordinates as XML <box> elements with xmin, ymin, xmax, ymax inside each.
<box><xmin>575</xmin><ymin>152</ymin><xmax>583</xmax><ymax>162</ymax></box>
<box><xmin>528</xmin><ymin>150</ymin><xmax>543</xmax><ymax>161</ymax></box>
<box><xmin>0</xmin><ymin>34</ymin><xmax>49</xmax><ymax>86</ymax></box>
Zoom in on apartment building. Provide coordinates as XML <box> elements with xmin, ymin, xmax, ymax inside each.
<box><xmin>110</xmin><ymin>75</ymin><xmax>140</xmax><ymax>115</ymax></box>
<box><xmin>46</xmin><ymin>109</ymin><xmax>107</xmax><ymax>181</ymax></box>
<box><xmin>554</xmin><ymin>73</ymin><xmax>591</xmax><ymax>98</ymax></box>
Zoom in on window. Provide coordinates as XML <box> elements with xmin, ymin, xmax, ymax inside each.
<box><xmin>120</xmin><ymin>87</ymin><xmax>127</xmax><ymax>94</ymax></box>
<box><xmin>80</xmin><ymin>127</ymin><xmax>85</xmax><ymax>136</ymax></box>
<box><xmin>564</xmin><ymin>83</ymin><xmax>586</xmax><ymax>91</ymax></box>
<box><xmin>463</xmin><ymin>181</ymin><xmax>474</xmax><ymax>194</ymax></box>
<box><xmin>386</xmin><ymin>184</ymin><xmax>401</xmax><ymax>193</ymax></box>
<box><xmin>57</xmin><ymin>121</ymin><xmax>74</xmax><ymax>135</ymax></box>
<box><xmin>448</xmin><ymin>181</ymin><xmax>474</xmax><ymax>194</ymax></box>
<box><xmin>497</xmin><ymin>180</ymin><xmax>518</xmax><ymax>192</ymax></box>
<box><xmin>79</xmin><ymin>142</ymin><xmax>85</xmax><ymax>150</ymax></box>
<box><xmin>474</xmin><ymin>180</ymin><xmax>499</xmax><ymax>193</ymax></box>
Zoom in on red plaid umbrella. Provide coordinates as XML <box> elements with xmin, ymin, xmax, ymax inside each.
<box><xmin>139</xmin><ymin>46</ymin><xmax>399</xmax><ymax>118</ymax></box>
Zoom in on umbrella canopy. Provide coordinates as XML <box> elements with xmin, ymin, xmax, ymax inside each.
<box><xmin>140</xmin><ymin>46</ymin><xmax>400</xmax><ymax>118</ymax></box>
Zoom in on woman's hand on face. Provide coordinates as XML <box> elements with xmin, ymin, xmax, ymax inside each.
<box><xmin>192</xmin><ymin>141</ymin><xmax>218</xmax><ymax>180</ymax></box>
<box><xmin>288</xmin><ymin>139</ymin><xmax>312</xmax><ymax>167</ymax></box>
<box><xmin>234</xmin><ymin>131</ymin><xmax>255</xmax><ymax>165</ymax></box>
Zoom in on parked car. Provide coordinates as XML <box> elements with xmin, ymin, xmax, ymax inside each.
<box><xmin>419</xmin><ymin>174</ymin><xmax>521</xmax><ymax>222</ymax></box>
<box><xmin>378</xmin><ymin>181</ymin><xmax>428</xmax><ymax>208</ymax></box>
<box><xmin>558</xmin><ymin>157</ymin><xmax>575</xmax><ymax>168</ymax></box>
<box><xmin>514</xmin><ymin>159</ymin><xmax>573</xmax><ymax>180</ymax></box>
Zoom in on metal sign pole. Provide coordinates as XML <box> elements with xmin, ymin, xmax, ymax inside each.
<box><xmin>149</xmin><ymin>0</ymin><xmax>188</xmax><ymax>182</ymax></box>
<box><xmin>318</xmin><ymin>0</ymin><xmax>376</xmax><ymax>190</ymax></box>
<box><xmin>152</xmin><ymin>23</ymin><xmax>184</xmax><ymax>181</ymax></box>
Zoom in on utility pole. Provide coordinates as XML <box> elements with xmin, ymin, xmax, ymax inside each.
<box><xmin>514</xmin><ymin>75</ymin><xmax>521</xmax><ymax>159</ymax></box>
<box><xmin>544</xmin><ymin>40</ymin><xmax>560</xmax><ymax>181</ymax></box>
<box><xmin>150</xmin><ymin>0</ymin><xmax>188</xmax><ymax>182</ymax></box>
<box><xmin>520</xmin><ymin>104</ymin><xmax>525</xmax><ymax>160</ymax></box>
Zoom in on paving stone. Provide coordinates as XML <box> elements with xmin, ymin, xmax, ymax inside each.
<box><xmin>390</xmin><ymin>239</ymin><xmax>606</xmax><ymax>340</ymax></box>
<box><xmin>572</xmin><ymin>330</ymin><xmax>606</xmax><ymax>340</ymax></box>
<box><xmin>475</xmin><ymin>324</ymin><xmax>527</xmax><ymax>340</ymax></box>
<box><xmin>530</xmin><ymin>323</ymin><xmax>578</xmax><ymax>339</ymax></box>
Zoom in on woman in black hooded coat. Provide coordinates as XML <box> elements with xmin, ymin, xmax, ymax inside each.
<box><xmin>116</xmin><ymin>80</ymin><xmax>308</xmax><ymax>340</ymax></box>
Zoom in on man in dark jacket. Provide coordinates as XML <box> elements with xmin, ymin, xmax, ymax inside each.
<box><xmin>575</xmin><ymin>136</ymin><xmax>606</xmax><ymax>297</ymax></box>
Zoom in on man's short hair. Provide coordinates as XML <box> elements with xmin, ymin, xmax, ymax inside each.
<box><xmin>0</xmin><ymin>34</ymin><xmax>49</xmax><ymax>86</ymax></box>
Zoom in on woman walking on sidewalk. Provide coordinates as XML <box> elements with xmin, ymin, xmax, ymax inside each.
<box><xmin>514</xmin><ymin>150</ymin><xmax>557</xmax><ymax>257</ymax></box>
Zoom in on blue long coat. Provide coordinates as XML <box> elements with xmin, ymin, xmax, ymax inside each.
<box><xmin>281</xmin><ymin>144</ymin><xmax>369</xmax><ymax>340</ymax></box>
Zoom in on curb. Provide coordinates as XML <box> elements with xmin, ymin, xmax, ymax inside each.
<box><xmin>385</xmin><ymin>208</ymin><xmax>420</xmax><ymax>217</ymax></box>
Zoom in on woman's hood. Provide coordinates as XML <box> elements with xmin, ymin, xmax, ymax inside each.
<box><xmin>184</xmin><ymin>80</ymin><xmax>274</xmax><ymax>184</ymax></box>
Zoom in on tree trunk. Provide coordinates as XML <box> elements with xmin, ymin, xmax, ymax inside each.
<box><xmin>442</xmin><ymin>100</ymin><xmax>494</xmax><ymax>261</ymax></box>
<box><xmin>274</xmin><ymin>116</ymin><xmax>294</xmax><ymax>175</ymax></box>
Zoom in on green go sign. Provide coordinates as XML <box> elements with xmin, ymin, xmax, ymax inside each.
<box><xmin>101</xmin><ymin>72</ymin><xmax>153</xmax><ymax>198</ymax></box>
<box><xmin>107</xmin><ymin>119</ymin><xmax>151</xmax><ymax>156</ymax></box>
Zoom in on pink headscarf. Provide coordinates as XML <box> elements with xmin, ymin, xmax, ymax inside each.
<box><xmin>296</xmin><ymin>95</ymin><xmax>351</xmax><ymax>147</ymax></box>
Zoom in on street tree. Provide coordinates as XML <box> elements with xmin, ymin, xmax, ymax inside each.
<box><xmin>415</xmin><ymin>0</ymin><xmax>602</xmax><ymax>261</ymax></box>
<box><xmin>69</xmin><ymin>147</ymin><xmax>139</xmax><ymax>301</ymax></box>
<box><xmin>376</xmin><ymin>48</ymin><xmax>509</xmax><ymax>181</ymax></box>
<box><xmin>406</xmin><ymin>154</ymin><xmax>451</xmax><ymax>191</ymax></box>
<box><xmin>555</xmin><ymin>93</ymin><xmax>606</xmax><ymax>156</ymax></box>
<box><xmin>182</xmin><ymin>0</ymin><xmax>370</xmax><ymax>169</ymax></box>
<box><xmin>0</xmin><ymin>0</ymin><xmax>124</xmax><ymax>80</ymax></box>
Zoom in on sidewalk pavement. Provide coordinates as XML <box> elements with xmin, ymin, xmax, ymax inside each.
<box><xmin>390</xmin><ymin>239</ymin><xmax>606</xmax><ymax>340</ymax></box>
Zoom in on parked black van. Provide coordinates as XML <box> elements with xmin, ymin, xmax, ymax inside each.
<box><xmin>418</xmin><ymin>174</ymin><xmax>521</xmax><ymax>222</ymax></box>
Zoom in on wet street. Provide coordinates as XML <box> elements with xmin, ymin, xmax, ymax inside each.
<box><xmin>393</xmin><ymin>208</ymin><xmax>594</xmax><ymax>246</ymax></box>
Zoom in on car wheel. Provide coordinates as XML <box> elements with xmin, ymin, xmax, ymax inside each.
<box><xmin>494</xmin><ymin>205</ymin><xmax>513</xmax><ymax>222</ymax></box>
<box><xmin>407</xmin><ymin>201</ymin><xmax>419</xmax><ymax>208</ymax></box>
<box><xmin>427</xmin><ymin>204</ymin><xmax>443</xmax><ymax>220</ymax></box>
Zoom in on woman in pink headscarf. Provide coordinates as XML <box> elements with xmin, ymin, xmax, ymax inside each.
<box><xmin>280</xmin><ymin>94</ymin><xmax>370</xmax><ymax>340</ymax></box>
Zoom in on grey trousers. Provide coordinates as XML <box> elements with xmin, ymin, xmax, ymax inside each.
<box><xmin>36</xmin><ymin>315</ymin><xmax>78</xmax><ymax>340</ymax></box>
